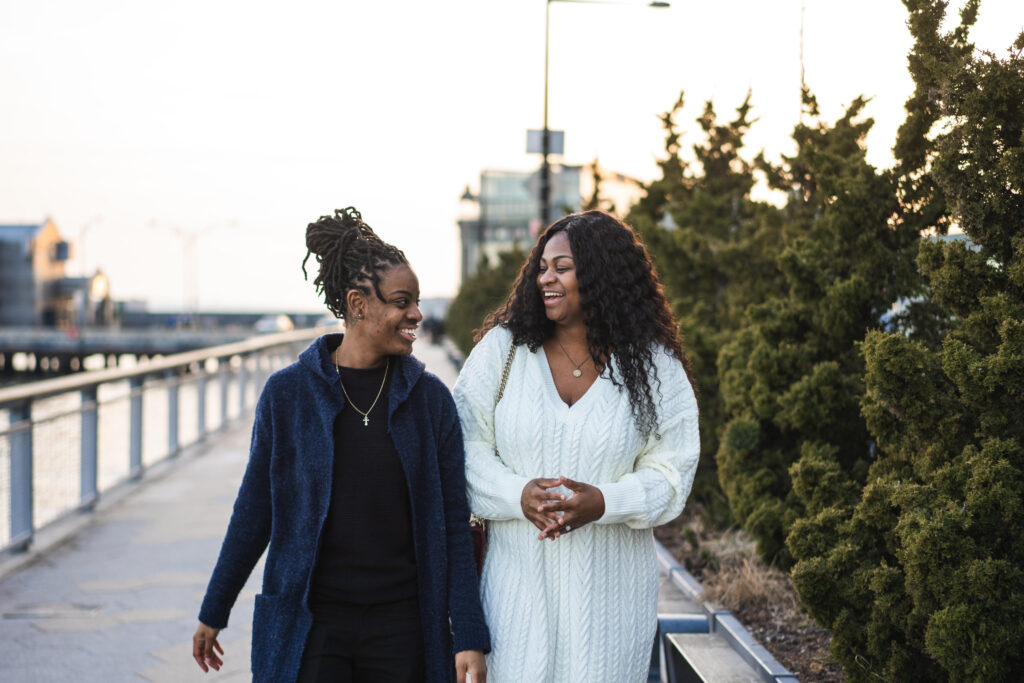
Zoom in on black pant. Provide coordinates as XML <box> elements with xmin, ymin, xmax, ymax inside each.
<box><xmin>297</xmin><ymin>597</ymin><xmax>426</xmax><ymax>683</ymax></box>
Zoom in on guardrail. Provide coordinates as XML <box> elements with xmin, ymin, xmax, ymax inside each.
<box><xmin>653</xmin><ymin>542</ymin><xmax>798</xmax><ymax>682</ymax></box>
<box><xmin>0</xmin><ymin>328</ymin><xmax>321</xmax><ymax>554</ymax></box>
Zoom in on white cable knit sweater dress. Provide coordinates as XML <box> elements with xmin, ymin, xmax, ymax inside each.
<box><xmin>453</xmin><ymin>327</ymin><xmax>700</xmax><ymax>683</ymax></box>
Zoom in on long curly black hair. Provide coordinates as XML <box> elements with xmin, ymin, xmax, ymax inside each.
<box><xmin>301</xmin><ymin>207</ymin><xmax>408</xmax><ymax>319</ymax></box>
<box><xmin>479</xmin><ymin>210</ymin><xmax>694</xmax><ymax>438</ymax></box>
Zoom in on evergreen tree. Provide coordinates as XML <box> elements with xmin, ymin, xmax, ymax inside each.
<box><xmin>627</xmin><ymin>92</ymin><xmax>783</xmax><ymax>521</ymax></box>
<box><xmin>445</xmin><ymin>249</ymin><xmax>527</xmax><ymax>356</ymax></box>
<box><xmin>716</xmin><ymin>88</ymin><xmax>921</xmax><ymax>565</ymax></box>
<box><xmin>788</xmin><ymin>2</ymin><xmax>1024</xmax><ymax>678</ymax></box>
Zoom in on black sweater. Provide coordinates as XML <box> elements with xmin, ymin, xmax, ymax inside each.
<box><xmin>309</xmin><ymin>359</ymin><xmax>418</xmax><ymax>608</ymax></box>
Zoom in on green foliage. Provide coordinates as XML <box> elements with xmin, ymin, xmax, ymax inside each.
<box><xmin>445</xmin><ymin>249</ymin><xmax>526</xmax><ymax>357</ymax></box>
<box><xmin>716</xmin><ymin>87</ymin><xmax>920</xmax><ymax>567</ymax></box>
<box><xmin>786</xmin><ymin>2</ymin><xmax>1024</xmax><ymax>679</ymax></box>
<box><xmin>627</xmin><ymin>92</ymin><xmax>783</xmax><ymax>523</ymax></box>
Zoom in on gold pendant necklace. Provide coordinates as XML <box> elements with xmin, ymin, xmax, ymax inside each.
<box><xmin>336</xmin><ymin>356</ymin><xmax>389</xmax><ymax>427</ymax></box>
<box><xmin>555</xmin><ymin>338</ymin><xmax>588</xmax><ymax>378</ymax></box>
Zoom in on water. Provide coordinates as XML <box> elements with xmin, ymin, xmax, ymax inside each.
<box><xmin>0</xmin><ymin>357</ymin><xmax>277</xmax><ymax>549</ymax></box>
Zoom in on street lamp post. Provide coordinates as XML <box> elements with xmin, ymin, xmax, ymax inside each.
<box><xmin>75</xmin><ymin>215</ymin><xmax>103</xmax><ymax>277</ymax></box>
<box><xmin>541</xmin><ymin>0</ymin><xmax>553</xmax><ymax>228</ymax></box>
<box><xmin>149</xmin><ymin>219</ymin><xmax>237</xmax><ymax>323</ymax></box>
<box><xmin>539</xmin><ymin>0</ymin><xmax>670</xmax><ymax>227</ymax></box>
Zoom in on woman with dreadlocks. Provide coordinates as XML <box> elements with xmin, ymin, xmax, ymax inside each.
<box><xmin>193</xmin><ymin>208</ymin><xmax>489</xmax><ymax>683</ymax></box>
<box><xmin>453</xmin><ymin>211</ymin><xmax>699</xmax><ymax>682</ymax></box>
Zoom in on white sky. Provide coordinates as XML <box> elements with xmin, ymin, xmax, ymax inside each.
<box><xmin>1</xmin><ymin>0</ymin><xmax>1020</xmax><ymax>312</ymax></box>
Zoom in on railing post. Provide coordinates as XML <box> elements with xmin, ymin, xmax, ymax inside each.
<box><xmin>129</xmin><ymin>376</ymin><xmax>144</xmax><ymax>480</ymax></box>
<box><xmin>264</xmin><ymin>354</ymin><xmax>274</xmax><ymax>391</ymax></box>
<box><xmin>196</xmin><ymin>366</ymin><xmax>207</xmax><ymax>441</ymax></box>
<box><xmin>220</xmin><ymin>358</ymin><xmax>230</xmax><ymax>429</ymax></box>
<box><xmin>80</xmin><ymin>386</ymin><xmax>99</xmax><ymax>509</ymax></box>
<box><xmin>255</xmin><ymin>353</ymin><xmax>268</xmax><ymax>399</ymax></box>
<box><xmin>9</xmin><ymin>401</ymin><xmax>34</xmax><ymax>551</ymax></box>
<box><xmin>167</xmin><ymin>369</ymin><xmax>179</xmax><ymax>457</ymax></box>
<box><xmin>238</xmin><ymin>354</ymin><xmax>249</xmax><ymax>414</ymax></box>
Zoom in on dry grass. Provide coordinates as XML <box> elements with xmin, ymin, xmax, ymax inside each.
<box><xmin>699</xmin><ymin>555</ymin><xmax>800</xmax><ymax>618</ymax></box>
<box><xmin>655</xmin><ymin>508</ymin><xmax>845</xmax><ymax>682</ymax></box>
<box><xmin>655</xmin><ymin>507</ymin><xmax>801</xmax><ymax>623</ymax></box>
<box><xmin>697</xmin><ymin>526</ymin><xmax>756</xmax><ymax>560</ymax></box>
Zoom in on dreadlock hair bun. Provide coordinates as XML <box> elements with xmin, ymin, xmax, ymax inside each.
<box><xmin>301</xmin><ymin>207</ymin><xmax>408</xmax><ymax>320</ymax></box>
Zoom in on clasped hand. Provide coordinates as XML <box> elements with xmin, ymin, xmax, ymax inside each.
<box><xmin>520</xmin><ymin>476</ymin><xmax>605</xmax><ymax>540</ymax></box>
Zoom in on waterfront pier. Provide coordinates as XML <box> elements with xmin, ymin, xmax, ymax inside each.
<box><xmin>0</xmin><ymin>336</ymin><xmax>792</xmax><ymax>682</ymax></box>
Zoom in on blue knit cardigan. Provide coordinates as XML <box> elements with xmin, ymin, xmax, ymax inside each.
<box><xmin>198</xmin><ymin>334</ymin><xmax>491</xmax><ymax>682</ymax></box>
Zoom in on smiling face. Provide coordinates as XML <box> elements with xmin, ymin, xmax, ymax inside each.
<box><xmin>349</xmin><ymin>263</ymin><xmax>422</xmax><ymax>360</ymax></box>
<box><xmin>536</xmin><ymin>231</ymin><xmax>582</xmax><ymax>326</ymax></box>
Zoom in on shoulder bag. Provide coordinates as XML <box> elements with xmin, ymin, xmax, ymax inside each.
<box><xmin>470</xmin><ymin>339</ymin><xmax>517</xmax><ymax>578</ymax></box>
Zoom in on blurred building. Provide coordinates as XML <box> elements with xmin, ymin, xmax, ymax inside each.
<box><xmin>457</xmin><ymin>164</ymin><xmax>582</xmax><ymax>282</ymax></box>
<box><xmin>456</xmin><ymin>163</ymin><xmax>646</xmax><ymax>284</ymax></box>
<box><xmin>57</xmin><ymin>272</ymin><xmax>114</xmax><ymax>327</ymax></box>
<box><xmin>0</xmin><ymin>219</ymin><xmax>113</xmax><ymax>327</ymax></box>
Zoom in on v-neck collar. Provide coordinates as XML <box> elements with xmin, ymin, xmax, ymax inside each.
<box><xmin>538</xmin><ymin>345</ymin><xmax>603</xmax><ymax>411</ymax></box>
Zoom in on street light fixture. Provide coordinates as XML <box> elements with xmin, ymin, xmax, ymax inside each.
<box><xmin>539</xmin><ymin>0</ymin><xmax>670</xmax><ymax>227</ymax></box>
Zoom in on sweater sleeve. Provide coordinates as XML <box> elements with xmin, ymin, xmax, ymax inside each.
<box><xmin>435</xmin><ymin>391</ymin><xmax>492</xmax><ymax>654</ymax></box>
<box><xmin>197</xmin><ymin>382</ymin><xmax>275</xmax><ymax>629</ymax></box>
<box><xmin>453</xmin><ymin>327</ymin><xmax>532</xmax><ymax>521</ymax></box>
<box><xmin>595</xmin><ymin>352</ymin><xmax>700</xmax><ymax>528</ymax></box>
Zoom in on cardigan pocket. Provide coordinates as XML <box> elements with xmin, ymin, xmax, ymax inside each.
<box><xmin>251</xmin><ymin>593</ymin><xmax>284</xmax><ymax>679</ymax></box>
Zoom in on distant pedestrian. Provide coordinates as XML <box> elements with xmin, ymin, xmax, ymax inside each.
<box><xmin>193</xmin><ymin>207</ymin><xmax>489</xmax><ymax>682</ymax></box>
<box><xmin>453</xmin><ymin>210</ymin><xmax>699</xmax><ymax>682</ymax></box>
<box><xmin>422</xmin><ymin>316</ymin><xmax>446</xmax><ymax>344</ymax></box>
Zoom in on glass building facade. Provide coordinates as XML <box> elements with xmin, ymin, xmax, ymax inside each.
<box><xmin>458</xmin><ymin>164</ymin><xmax>582</xmax><ymax>282</ymax></box>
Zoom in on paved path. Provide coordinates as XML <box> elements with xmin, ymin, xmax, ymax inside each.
<box><xmin>0</xmin><ymin>340</ymin><xmax>695</xmax><ymax>682</ymax></box>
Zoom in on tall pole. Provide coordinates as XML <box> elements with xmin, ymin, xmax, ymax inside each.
<box><xmin>540</xmin><ymin>0</ymin><xmax>552</xmax><ymax>228</ymax></box>
<box><xmin>181</xmin><ymin>231</ymin><xmax>199</xmax><ymax>320</ymax></box>
<box><xmin>149</xmin><ymin>219</ymin><xmax>235</xmax><ymax>323</ymax></box>
<box><xmin>476</xmin><ymin>191</ymin><xmax>485</xmax><ymax>272</ymax></box>
<box><xmin>76</xmin><ymin>215</ymin><xmax>102</xmax><ymax>278</ymax></box>
<box><xmin>539</xmin><ymin>0</ymin><xmax>668</xmax><ymax>228</ymax></box>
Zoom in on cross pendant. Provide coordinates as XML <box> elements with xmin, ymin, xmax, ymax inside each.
<box><xmin>362</xmin><ymin>415</ymin><xmax>370</xmax><ymax>427</ymax></box>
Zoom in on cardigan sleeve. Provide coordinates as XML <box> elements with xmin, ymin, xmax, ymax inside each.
<box><xmin>453</xmin><ymin>327</ymin><xmax>532</xmax><ymax>521</ymax></box>
<box><xmin>198</xmin><ymin>382</ymin><xmax>275</xmax><ymax>629</ymax></box>
<box><xmin>435</xmin><ymin>389</ymin><xmax>492</xmax><ymax>654</ymax></box>
<box><xmin>595</xmin><ymin>351</ymin><xmax>700</xmax><ymax>528</ymax></box>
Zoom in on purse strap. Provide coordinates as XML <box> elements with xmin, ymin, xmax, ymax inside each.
<box><xmin>491</xmin><ymin>338</ymin><xmax>516</xmax><ymax>464</ymax></box>
<box><xmin>496</xmin><ymin>338</ymin><xmax>516</xmax><ymax>405</ymax></box>
<box><xmin>470</xmin><ymin>339</ymin><xmax>517</xmax><ymax>529</ymax></box>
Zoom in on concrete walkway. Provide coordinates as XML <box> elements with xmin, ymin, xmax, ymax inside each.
<box><xmin>0</xmin><ymin>340</ymin><xmax>696</xmax><ymax>682</ymax></box>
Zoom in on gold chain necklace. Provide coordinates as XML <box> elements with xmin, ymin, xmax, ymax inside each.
<box><xmin>335</xmin><ymin>356</ymin><xmax>390</xmax><ymax>427</ymax></box>
<box><xmin>555</xmin><ymin>338</ymin><xmax>588</xmax><ymax>378</ymax></box>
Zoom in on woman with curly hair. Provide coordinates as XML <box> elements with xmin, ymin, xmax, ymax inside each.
<box><xmin>453</xmin><ymin>210</ymin><xmax>699</xmax><ymax>682</ymax></box>
<box><xmin>193</xmin><ymin>207</ymin><xmax>489</xmax><ymax>682</ymax></box>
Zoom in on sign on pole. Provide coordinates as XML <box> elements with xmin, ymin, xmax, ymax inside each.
<box><xmin>526</xmin><ymin>129</ymin><xmax>564</xmax><ymax>155</ymax></box>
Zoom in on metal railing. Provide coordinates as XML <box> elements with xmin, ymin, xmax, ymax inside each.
<box><xmin>0</xmin><ymin>328</ymin><xmax>321</xmax><ymax>554</ymax></box>
<box><xmin>652</xmin><ymin>542</ymin><xmax>798</xmax><ymax>682</ymax></box>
